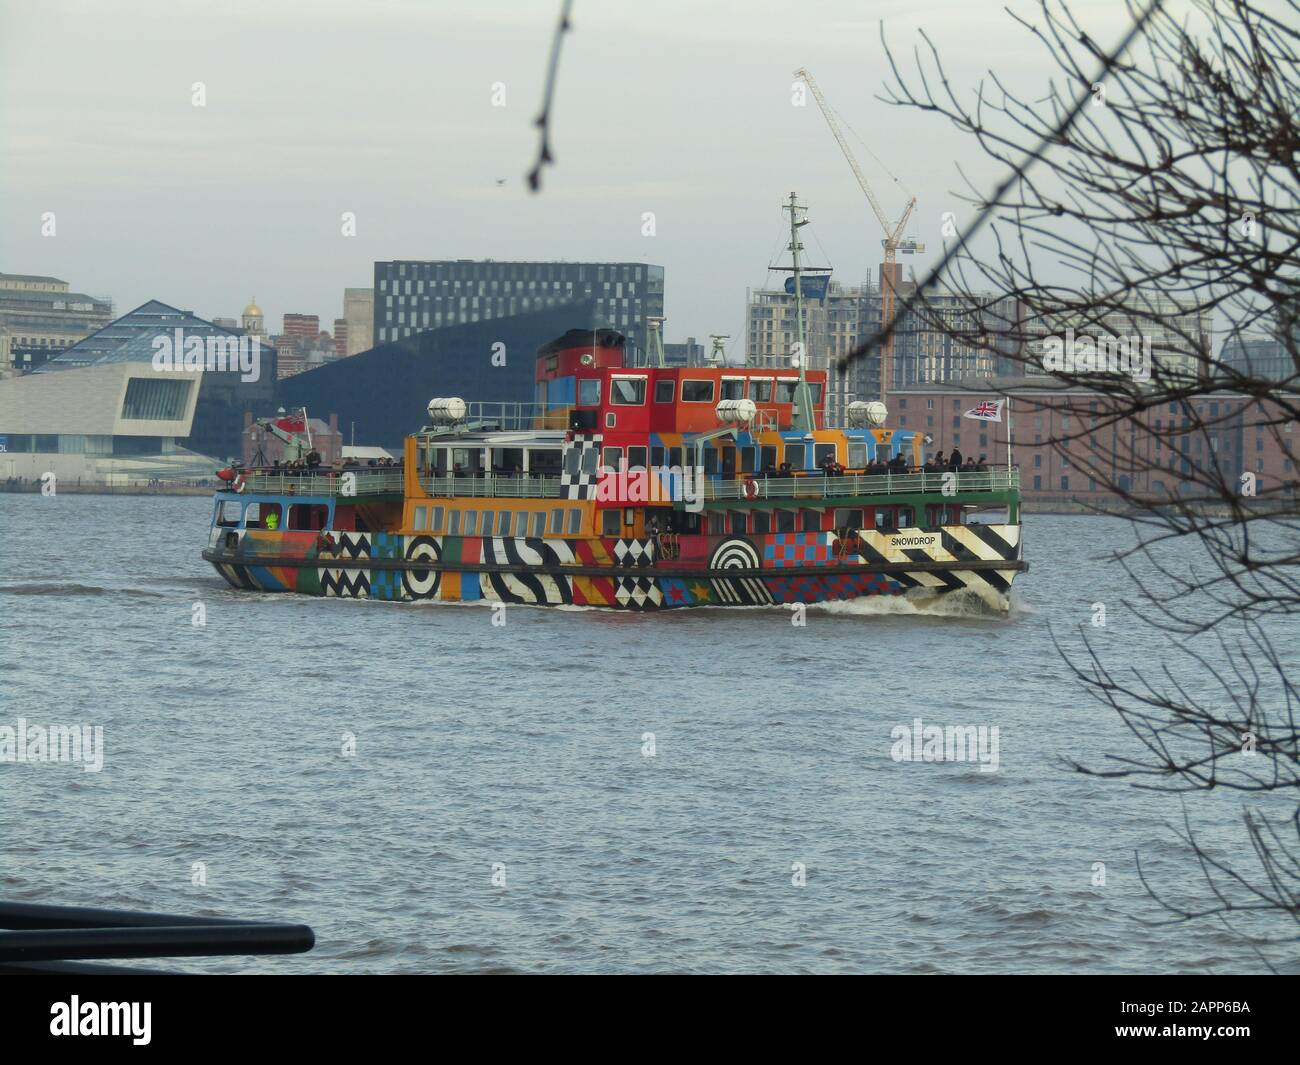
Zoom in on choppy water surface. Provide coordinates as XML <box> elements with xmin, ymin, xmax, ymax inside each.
<box><xmin>2</xmin><ymin>494</ymin><xmax>1294</xmax><ymax>973</ymax></box>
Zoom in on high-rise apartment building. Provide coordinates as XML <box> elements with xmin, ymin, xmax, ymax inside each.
<box><xmin>373</xmin><ymin>260</ymin><xmax>665</xmax><ymax>356</ymax></box>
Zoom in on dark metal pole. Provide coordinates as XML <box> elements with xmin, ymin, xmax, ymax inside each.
<box><xmin>0</xmin><ymin>924</ymin><xmax>315</xmax><ymax>962</ymax></box>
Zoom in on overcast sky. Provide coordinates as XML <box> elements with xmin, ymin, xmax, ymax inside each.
<box><xmin>2</xmin><ymin>0</ymin><xmax>1149</xmax><ymax>351</ymax></box>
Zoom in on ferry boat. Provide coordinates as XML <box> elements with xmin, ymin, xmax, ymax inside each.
<box><xmin>203</xmin><ymin>327</ymin><xmax>1026</xmax><ymax>613</ymax></box>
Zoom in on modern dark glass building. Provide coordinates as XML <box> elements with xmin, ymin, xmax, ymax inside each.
<box><xmin>277</xmin><ymin>300</ymin><xmax>598</xmax><ymax>450</ymax></box>
<box><xmin>373</xmin><ymin>260</ymin><xmax>663</xmax><ymax>358</ymax></box>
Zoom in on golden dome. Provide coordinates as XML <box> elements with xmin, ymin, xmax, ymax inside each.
<box><xmin>243</xmin><ymin>297</ymin><xmax>263</xmax><ymax>318</ymax></box>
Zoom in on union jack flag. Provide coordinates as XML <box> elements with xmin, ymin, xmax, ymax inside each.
<box><xmin>963</xmin><ymin>400</ymin><xmax>1004</xmax><ymax>422</ymax></box>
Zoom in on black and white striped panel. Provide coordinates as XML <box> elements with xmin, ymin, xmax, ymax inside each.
<box><xmin>855</xmin><ymin>524</ymin><xmax>1021</xmax><ymax>609</ymax></box>
<box><xmin>481</xmin><ymin>538</ymin><xmax>574</xmax><ymax>605</ymax></box>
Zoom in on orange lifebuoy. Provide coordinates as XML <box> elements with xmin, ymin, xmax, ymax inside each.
<box><xmin>742</xmin><ymin>476</ymin><xmax>759</xmax><ymax>500</ymax></box>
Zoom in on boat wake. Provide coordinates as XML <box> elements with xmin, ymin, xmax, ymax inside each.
<box><xmin>0</xmin><ymin>581</ymin><xmax>167</xmax><ymax>599</ymax></box>
<box><xmin>810</xmin><ymin>589</ymin><xmax>1023</xmax><ymax>621</ymax></box>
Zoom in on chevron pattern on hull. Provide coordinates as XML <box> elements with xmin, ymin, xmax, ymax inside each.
<box><xmin>320</xmin><ymin>567</ymin><xmax>371</xmax><ymax>598</ymax></box>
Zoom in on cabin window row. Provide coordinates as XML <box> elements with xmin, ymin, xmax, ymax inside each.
<box><xmin>691</xmin><ymin>506</ymin><xmax>918</xmax><ymax>535</ymax></box>
<box><xmin>608</xmin><ymin>441</ymin><xmax>874</xmax><ymax>474</ymax></box>
<box><xmin>413</xmin><ymin>505</ymin><xmax>584</xmax><ymax>537</ymax></box>
<box><xmin>576</xmin><ymin>377</ymin><xmax>825</xmax><ymax>407</ymax></box>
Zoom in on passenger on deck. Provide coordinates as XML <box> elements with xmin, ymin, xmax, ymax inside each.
<box><xmin>888</xmin><ymin>453</ymin><xmax>907</xmax><ymax>472</ymax></box>
<box><xmin>975</xmin><ymin>455</ymin><xmax>989</xmax><ymax>471</ymax></box>
<box><xmin>932</xmin><ymin>451</ymin><xmax>945</xmax><ymax>472</ymax></box>
<box><xmin>778</xmin><ymin>462</ymin><xmax>793</xmax><ymax>478</ymax></box>
<box><xmin>948</xmin><ymin>448</ymin><xmax>964</xmax><ymax>471</ymax></box>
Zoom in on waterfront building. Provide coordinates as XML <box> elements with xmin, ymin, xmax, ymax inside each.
<box><xmin>0</xmin><ymin>272</ymin><xmax>114</xmax><ymax>374</ymax></box>
<box><xmin>36</xmin><ymin>299</ymin><xmax>277</xmax><ymax>462</ymax></box>
<box><xmin>890</xmin><ymin>379</ymin><xmax>1295</xmax><ymax>505</ymax></box>
<box><xmin>373</xmin><ymin>260</ymin><xmax>664</xmax><ymax>357</ymax></box>
<box><xmin>342</xmin><ymin>288</ymin><xmax>374</xmax><ymax>357</ymax></box>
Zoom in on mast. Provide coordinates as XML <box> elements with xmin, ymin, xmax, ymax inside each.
<box><xmin>708</xmin><ymin>334</ymin><xmax>729</xmax><ymax>367</ymax></box>
<box><xmin>784</xmin><ymin>192</ymin><xmax>817</xmax><ymax>432</ymax></box>
<box><xmin>647</xmin><ymin>316</ymin><xmax>666</xmax><ymax>368</ymax></box>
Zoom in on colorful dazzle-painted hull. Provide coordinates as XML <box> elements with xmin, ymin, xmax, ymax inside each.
<box><xmin>203</xmin><ymin>524</ymin><xmax>1025</xmax><ymax>611</ymax></box>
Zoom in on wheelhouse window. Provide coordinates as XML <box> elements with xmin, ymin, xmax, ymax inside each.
<box><xmin>289</xmin><ymin>504</ymin><xmax>330</xmax><ymax>527</ymax></box>
<box><xmin>413</xmin><ymin>505</ymin><xmax>428</xmax><ymax>531</ymax></box>
<box><xmin>463</xmin><ymin>512</ymin><xmax>478</xmax><ymax>535</ymax></box>
<box><xmin>740</xmin><ymin>447</ymin><xmax>755</xmax><ymax>473</ymax></box>
<box><xmin>429</xmin><ymin>506</ymin><xmax>444</xmax><ymax>532</ymax></box>
<box><xmin>751</xmin><ymin>510</ymin><xmax>771</xmax><ymax>533</ymax></box>
<box><xmin>495</xmin><ymin>512</ymin><xmax>511</xmax><ymax>536</ymax></box>
<box><xmin>654</xmin><ymin>380</ymin><xmax>675</xmax><ymax>403</ymax></box>
<box><xmin>834</xmin><ymin>508</ymin><xmax>864</xmax><ymax>530</ymax></box>
<box><xmin>610</xmin><ymin>376</ymin><xmax>647</xmax><ymax>405</ymax></box>
<box><xmin>784</xmin><ymin>443</ymin><xmax>806</xmax><ymax>468</ymax></box>
<box><xmin>650</xmin><ymin>446</ymin><xmax>666</xmax><ymax>466</ymax></box>
<box><xmin>578</xmin><ymin>378</ymin><xmax>601</xmax><ymax>406</ymax></box>
<box><xmin>760</xmin><ymin>445</ymin><xmax>777</xmax><ymax>472</ymax></box>
<box><xmin>566</xmin><ymin>508</ymin><xmax>583</xmax><ymax>535</ymax></box>
<box><xmin>602</xmin><ymin>446</ymin><xmax>622</xmax><ymax>468</ymax></box>
<box><xmin>449</xmin><ymin>510</ymin><xmax>462</xmax><ymax>534</ymax></box>
<box><xmin>814</xmin><ymin>444</ymin><xmax>837</xmax><ymax>466</ymax></box>
<box><xmin>775</xmin><ymin>380</ymin><xmax>798</xmax><ymax>404</ymax></box>
<box><xmin>801</xmin><ymin>509</ymin><xmax>820</xmax><ymax>532</ymax></box>
<box><xmin>548</xmin><ymin>508</ymin><xmax>564</xmax><ymax>534</ymax></box>
<box><xmin>601</xmin><ymin>509</ymin><xmax>621</xmax><ymax>535</ymax></box>
<box><xmin>874</xmin><ymin>508</ymin><xmax>896</xmax><ymax>531</ymax></box>
<box><xmin>776</xmin><ymin>510</ymin><xmax>796</xmax><ymax>533</ymax></box>
<box><xmin>627</xmin><ymin>446</ymin><xmax>648</xmax><ymax>470</ymax></box>
<box><xmin>847</xmin><ymin>442</ymin><xmax>868</xmax><ymax>468</ymax></box>
<box><xmin>530</xmin><ymin>512</ymin><xmax>546</xmax><ymax>537</ymax></box>
<box><xmin>752</xmin><ymin>379</ymin><xmax>773</xmax><ymax>403</ymax></box>
<box><xmin>681</xmin><ymin>380</ymin><xmax>715</xmax><ymax>403</ymax></box>
<box><xmin>216</xmin><ymin>500</ymin><xmax>242</xmax><ymax>527</ymax></box>
<box><xmin>721</xmin><ymin>378</ymin><xmax>745</xmax><ymax>400</ymax></box>
<box><xmin>246</xmin><ymin>502</ymin><xmax>281</xmax><ymax>529</ymax></box>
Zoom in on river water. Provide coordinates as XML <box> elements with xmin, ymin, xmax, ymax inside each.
<box><xmin>2</xmin><ymin>493</ymin><xmax>1293</xmax><ymax>973</ymax></box>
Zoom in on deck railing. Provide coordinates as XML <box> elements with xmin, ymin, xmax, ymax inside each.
<box><xmin>239</xmin><ymin>470</ymin><xmax>405</xmax><ymax>496</ymax></box>
<box><xmin>419</xmin><ymin>474</ymin><xmax>564</xmax><ymax>499</ymax></box>
<box><xmin>705</xmin><ymin>468</ymin><xmax>1019</xmax><ymax>501</ymax></box>
<box><xmin>236</xmin><ymin>467</ymin><xmax>1019</xmax><ymax>502</ymax></box>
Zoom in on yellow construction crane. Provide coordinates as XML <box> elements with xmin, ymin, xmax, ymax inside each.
<box><xmin>794</xmin><ymin>67</ymin><xmax>924</xmax><ymax>406</ymax></box>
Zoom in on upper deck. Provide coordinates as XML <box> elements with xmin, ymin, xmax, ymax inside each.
<box><xmin>236</xmin><ymin>465</ymin><xmax>1019</xmax><ymax>505</ymax></box>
